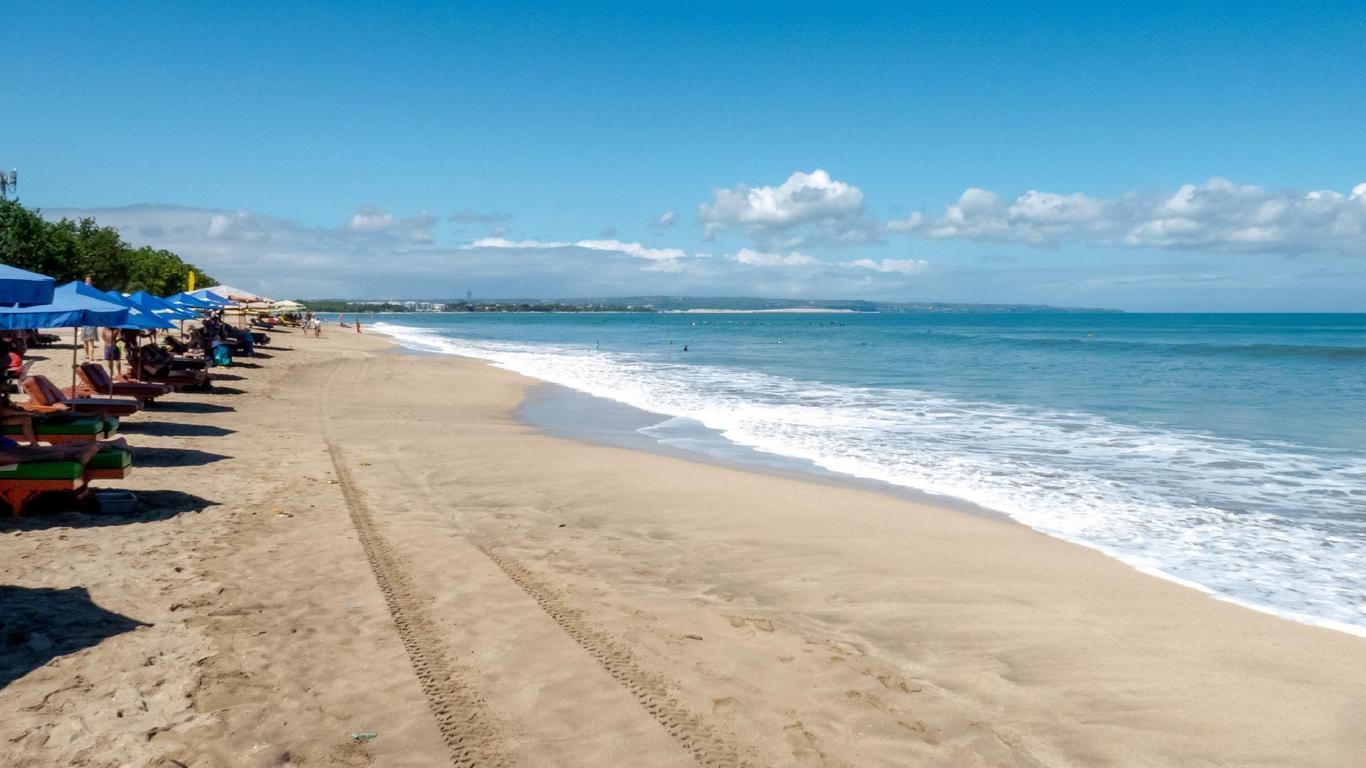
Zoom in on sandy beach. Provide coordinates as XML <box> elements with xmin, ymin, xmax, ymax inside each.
<box><xmin>3</xmin><ymin>326</ymin><xmax>1364</xmax><ymax>768</ymax></box>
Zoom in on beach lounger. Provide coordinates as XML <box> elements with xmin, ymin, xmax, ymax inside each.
<box><xmin>162</xmin><ymin>337</ymin><xmax>206</xmax><ymax>359</ymax></box>
<box><xmin>84</xmin><ymin>447</ymin><xmax>132</xmax><ymax>482</ymax></box>
<box><xmin>72</xmin><ymin>363</ymin><xmax>172</xmax><ymax>404</ymax></box>
<box><xmin>1</xmin><ymin>415</ymin><xmax>118</xmax><ymax>445</ymax></box>
<box><xmin>0</xmin><ymin>460</ymin><xmax>86</xmax><ymax>516</ymax></box>
<box><xmin>128</xmin><ymin>366</ymin><xmax>210</xmax><ymax>392</ymax></box>
<box><xmin>0</xmin><ymin>449</ymin><xmax>130</xmax><ymax>516</ymax></box>
<box><xmin>22</xmin><ymin>375</ymin><xmax>141</xmax><ymax>418</ymax></box>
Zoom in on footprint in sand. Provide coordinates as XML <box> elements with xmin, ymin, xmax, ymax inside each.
<box><xmin>725</xmin><ymin>615</ymin><xmax>775</xmax><ymax>632</ymax></box>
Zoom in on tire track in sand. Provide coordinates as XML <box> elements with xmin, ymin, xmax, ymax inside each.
<box><xmin>328</xmin><ymin>442</ymin><xmax>512</xmax><ymax>768</ymax></box>
<box><xmin>474</xmin><ymin>541</ymin><xmax>747</xmax><ymax>767</ymax></box>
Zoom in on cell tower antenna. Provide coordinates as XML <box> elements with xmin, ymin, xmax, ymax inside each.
<box><xmin>0</xmin><ymin>168</ymin><xmax>15</xmax><ymax>200</ymax></box>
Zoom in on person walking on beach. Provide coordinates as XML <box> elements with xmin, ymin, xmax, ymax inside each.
<box><xmin>99</xmin><ymin>327</ymin><xmax>122</xmax><ymax>377</ymax></box>
<box><xmin>80</xmin><ymin>325</ymin><xmax>98</xmax><ymax>361</ymax></box>
<box><xmin>355</xmin><ymin>320</ymin><xmax>362</xmax><ymax>334</ymax></box>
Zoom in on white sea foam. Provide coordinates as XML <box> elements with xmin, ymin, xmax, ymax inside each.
<box><xmin>375</xmin><ymin>322</ymin><xmax>1366</xmax><ymax>636</ymax></box>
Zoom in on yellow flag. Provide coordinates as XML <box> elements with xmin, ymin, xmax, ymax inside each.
<box><xmin>187</xmin><ymin>270</ymin><xmax>196</xmax><ymax>292</ymax></box>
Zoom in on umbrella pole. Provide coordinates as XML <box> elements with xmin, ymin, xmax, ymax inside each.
<box><xmin>71</xmin><ymin>327</ymin><xmax>79</xmax><ymax>398</ymax></box>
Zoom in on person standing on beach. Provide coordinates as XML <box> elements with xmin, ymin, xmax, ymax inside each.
<box><xmin>99</xmin><ymin>327</ymin><xmax>122</xmax><ymax>377</ymax></box>
<box><xmin>80</xmin><ymin>325</ymin><xmax>98</xmax><ymax>361</ymax></box>
<box><xmin>355</xmin><ymin>320</ymin><xmax>362</xmax><ymax>334</ymax></box>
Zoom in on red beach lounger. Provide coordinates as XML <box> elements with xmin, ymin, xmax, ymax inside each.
<box><xmin>72</xmin><ymin>363</ymin><xmax>172</xmax><ymax>405</ymax></box>
<box><xmin>22</xmin><ymin>375</ymin><xmax>141</xmax><ymax>418</ymax></box>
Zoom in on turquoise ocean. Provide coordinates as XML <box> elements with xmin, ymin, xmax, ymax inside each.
<box><xmin>369</xmin><ymin>312</ymin><xmax>1366</xmax><ymax>635</ymax></box>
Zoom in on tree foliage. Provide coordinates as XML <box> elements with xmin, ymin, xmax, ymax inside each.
<box><xmin>0</xmin><ymin>198</ymin><xmax>217</xmax><ymax>295</ymax></box>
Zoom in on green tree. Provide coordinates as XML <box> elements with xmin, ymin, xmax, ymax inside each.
<box><xmin>0</xmin><ymin>199</ymin><xmax>64</xmax><ymax>278</ymax></box>
<box><xmin>0</xmin><ymin>198</ymin><xmax>218</xmax><ymax>296</ymax></box>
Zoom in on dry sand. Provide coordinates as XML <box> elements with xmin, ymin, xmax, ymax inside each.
<box><xmin>2</xmin><ymin>325</ymin><xmax>1364</xmax><ymax>767</ymax></box>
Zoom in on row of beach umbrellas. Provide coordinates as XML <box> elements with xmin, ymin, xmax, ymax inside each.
<box><xmin>0</xmin><ymin>264</ymin><xmax>279</xmax><ymax>395</ymax></box>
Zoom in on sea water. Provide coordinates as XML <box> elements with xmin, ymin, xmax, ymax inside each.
<box><xmin>368</xmin><ymin>312</ymin><xmax>1366</xmax><ymax>635</ymax></box>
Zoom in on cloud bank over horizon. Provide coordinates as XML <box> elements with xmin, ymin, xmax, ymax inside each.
<box><xmin>895</xmin><ymin>178</ymin><xmax>1366</xmax><ymax>254</ymax></box>
<box><xmin>35</xmin><ymin>170</ymin><xmax>1366</xmax><ymax>311</ymax></box>
<box><xmin>37</xmin><ymin>203</ymin><xmax>932</xmax><ymax>301</ymax></box>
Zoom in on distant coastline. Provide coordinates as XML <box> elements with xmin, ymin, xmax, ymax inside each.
<box><xmin>301</xmin><ymin>295</ymin><xmax>1122</xmax><ymax>315</ymax></box>
<box><xmin>667</xmin><ymin>307</ymin><xmax>858</xmax><ymax>314</ymax></box>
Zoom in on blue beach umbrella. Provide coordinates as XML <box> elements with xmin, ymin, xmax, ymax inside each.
<box><xmin>85</xmin><ymin>286</ymin><xmax>174</xmax><ymax>330</ymax></box>
<box><xmin>0</xmin><ymin>282</ymin><xmax>129</xmax><ymax>330</ymax></box>
<box><xmin>163</xmin><ymin>291</ymin><xmax>215</xmax><ymax>310</ymax></box>
<box><xmin>0</xmin><ymin>264</ymin><xmax>56</xmax><ymax>306</ymax></box>
<box><xmin>184</xmin><ymin>288</ymin><xmax>233</xmax><ymax>307</ymax></box>
<box><xmin>0</xmin><ymin>283</ymin><xmax>131</xmax><ymax>394</ymax></box>
<box><xmin>126</xmin><ymin>291</ymin><xmax>197</xmax><ymax>321</ymax></box>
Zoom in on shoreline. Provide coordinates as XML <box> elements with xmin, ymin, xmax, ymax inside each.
<box><xmin>516</xmin><ymin>380</ymin><xmax>1010</xmax><ymax>521</ymax></box>
<box><xmin>327</xmin><ymin>334</ymin><xmax>1366</xmax><ymax>765</ymax></box>
<box><xmin>4</xmin><ymin>327</ymin><xmax>1364</xmax><ymax>766</ymax></box>
<box><xmin>376</xmin><ymin>325</ymin><xmax>1366</xmax><ymax>639</ymax></box>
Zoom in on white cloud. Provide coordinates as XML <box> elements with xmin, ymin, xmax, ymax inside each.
<box><xmin>899</xmin><ymin>178</ymin><xmax>1366</xmax><ymax>253</ymax></box>
<box><xmin>346</xmin><ymin>205</ymin><xmax>395</xmax><ymax>231</ymax></box>
<box><xmin>470</xmin><ymin>237</ymin><xmax>570</xmax><ymax>249</ymax></box>
<box><xmin>447</xmin><ymin>207</ymin><xmax>511</xmax><ymax>236</ymax></box>
<box><xmin>846</xmin><ymin>258</ymin><xmax>928</xmax><ymax>275</ymax></box>
<box><xmin>447</xmin><ymin>207</ymin><xmax>510</xmax><ymax>225</ymax></box>
<box><xmin>344</xmin><ymin>204</ymin><xmax>436</xmax><ymax>242</ymax></box>
<box><xmin>40</xmin><ymin>204</ymin><xmax>934</xmax><ymax>300</ymax></box>
<box><xmin>886</xmin><ymin>212</ymin><xmax>922</xmax><ymax>233</ymax></box>
<box><xmin>732</xmin><ymin>248</ymin><xmax>818</xmax><ymax>267</ymax></box>
<box><xmin>699</xmin><ymin>169</ymin><xmax>878</xmax><ymax>247</ymax></box>
<box><xmin>471</xmin><ymin>237</ymin><xmax>687</xmax><ymax>262</ymax></box>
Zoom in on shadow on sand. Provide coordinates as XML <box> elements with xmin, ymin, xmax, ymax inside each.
<box><xmin>2</xmin><ymin>490</ymin><xmax>217</xmax><ymax>532</ymax></box>
<box><xmin>0</xmin><ymin>585</ymin><xmax>149</xmax><ymax>689</ymax></box>
<box><xmin>118</xmin><ymin>421</ymin><xmax>235</xmax><ymax>438</ymax></box>
<box><xmin>132</xmin><ymin>447</ymin><xmax>230</xmax><ymax>468</ymax></box>
<box><xmin>151</xmin><ymin>402</ymin><xmax>235</xmax><ymax>414</ymax></box>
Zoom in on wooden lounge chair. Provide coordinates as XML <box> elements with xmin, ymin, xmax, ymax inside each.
<box><xmin>0</xmin><ymin>460</ymin><xmax>86</xmax><ymax>516</ymax></box>
<box><xmin>84</xmin><ymin>447</ymin><xmax>132</xmax><ymax>482</ymax></box>
<box><xmin>159</xmin><ymin>337</ymin><xmax>210</xmax><ymax>369</ymax></box>
<box><xmin>1</xmin><ymin>415</ymin><xmax>119</xmax><ymax>445</ymax></box>
<box><xmin>129</xmin><ymin>350</ymin><xmax>211</xmax><ymax>391</ymax></box>
<box><xmin>126</xmin><ymin>363</ymin><xmax>210</xmax><ymax>392</ymax></box>
<box><xmin>0</xmin><ymin>449</ymin><xmax>131</xmax><ymax>516</ymax></box>
<box><xmin>21</xmin><ymin>375</ymin><xmax>141</xmax><ymax>418</ymax></box>
<box><xmin>72</xmin><ymin>363</ymin><xmax>172</xmax><ymax>405</ymax></box>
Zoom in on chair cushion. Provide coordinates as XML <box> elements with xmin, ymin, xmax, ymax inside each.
<box><xmin>88</xmin><ymin>449</ymin><xmax>132</xmax><ymax>470</ymax></box>
<box><xmin>0</xmin><ymin>461</ymin><xmax>85</xmax><ymax>480</ymax></box>
<box><xmin>2</xmin><ymin>419</ymin><xmax>104</xmax><ymax>436</ymax></box>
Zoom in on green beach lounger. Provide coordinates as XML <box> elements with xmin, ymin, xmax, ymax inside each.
<box><xmin>2</xmin><ymin>416</ymin><xmax>119</xmax><ymax>445</ymax></box>
<box><xmin>0</xmin><ymin>460</ymin><xmax>85</xmax><ymax>516</ymax></box>
<box><xmin>85</xmin><ymin>448</ymin><xmax>133</xmax><ymax>481</ymax></box>
<box><xmin>0</xmin><ymin>448</ymin><xmax>131</xmax><ymax>515</ymax></box>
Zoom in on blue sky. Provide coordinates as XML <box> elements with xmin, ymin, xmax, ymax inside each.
<box><xmin>5</xmin><ymin>1</ymin><xmax>1366</xmax><ymax>309</ymax></box>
